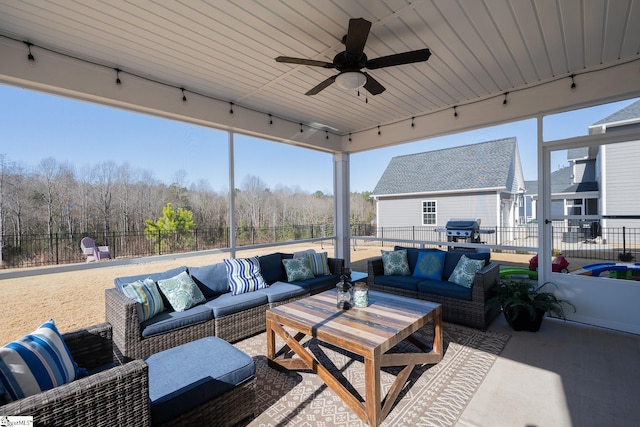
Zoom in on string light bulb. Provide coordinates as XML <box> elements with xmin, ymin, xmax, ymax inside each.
<box><xmin>268</xmin><ymin>114</ymin><xmax>273</xmax><ymax>125</ymax></box>
<box><xmin>349</xmin><ymin>133</ymin><xmax>352</xmax><ymax>142</ymax></box>
<box><xmin>300</xmin><ymin>123</ymin><xmax>303</xmax><ymax>133</ymax></box>
<box><xmin>453</xmin><ymin>106</ymin><xmax>458</xmax><ymax>117</ymax></box>
<box><xmin>115</xmin><ymin>68</ymin><xmax>122</xmax><ymax>85</ymax></box>
<box><xmin>325</xmin><ymin>130</ymin><xmax>329</xmax><ymax>140</ymax></box>
<box><xmin>378</xmin><ymin>125</ymin><xmax>381</xmax><ymax>136</ymax></box>
<box><xmin>229</xmin><ymin>102</ymin><xmax>234</xmax><ymax>114</ymax></box>
<box><xmin>411</xmin><ymin>117</ymin><xmax>415</xmax><ymax>128</ymax></box>
<box><xmin>570</xmin><ymin>74</ymin><xmax>576</xmax><ymax>89</ymax></box>
<box><xmin>25</xmin><ymin>41</ymin><xmax>35</xmax><ymax>62</ymax></box>
<box><xmin>503</xmin><ymin>92</ymin><xmax>509</xmax><ymax>105</ymax></box>
<box><xmin>181</xmin><ymin>88</ymin><xmax>187</xmax><ymax>102</ymax></box>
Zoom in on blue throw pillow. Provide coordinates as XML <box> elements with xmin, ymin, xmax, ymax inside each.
<box><xmin>413</xmin><ymin>251</ymin><xmax>446</xmax><ymax>280</ymax></box>
<box><xmin>0</xmin><ymin>319</ymin><xmax>82</xmax><ymax>402</ymax></box>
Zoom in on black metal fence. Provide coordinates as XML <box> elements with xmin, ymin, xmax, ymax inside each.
<box><xmin>350</xmin><ymin>224</ymin><xmax>640</xmax><ymax>262</ymax></box>
<box><xmin>0</xmin><ymin>224</ymin><xmax>335</xmax><ymax>269</ymax></box>
<box><xmin>3</xmin><ymin>222</ymin><xmax>638</xmax><ymax>269</ymax></box>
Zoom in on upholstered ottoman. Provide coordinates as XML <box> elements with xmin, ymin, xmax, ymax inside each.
<box><xmin>146</xmin><ymin>337</ymin><xmax>256</xmax><ymax>426</ymax></box>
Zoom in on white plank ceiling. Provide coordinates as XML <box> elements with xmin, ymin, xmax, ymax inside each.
<box><xmin>1</xmin><ymin>0</ymin><xmax>639</xmax><ymax>149</ymax></box>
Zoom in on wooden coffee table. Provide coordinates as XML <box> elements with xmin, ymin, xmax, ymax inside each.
<box><xmin>266</xmin><ymin>289</ymin><xmax>442</xmax><ymax>426</ymax></box>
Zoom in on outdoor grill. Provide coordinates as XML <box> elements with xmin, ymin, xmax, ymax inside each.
<box><xmin>444</xmin><ymin>218</ymin><xmax>481</xmax><ymax>243</ymax></box>
<box><xmin>437</xmin><ymin>218</ymin><xmax>495</xmax><ymax>244</ymax></box>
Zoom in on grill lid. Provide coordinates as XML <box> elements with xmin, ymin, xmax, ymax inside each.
<box><xmin>445</xmin><ymin>218</ymin><xmax>480</xmax><ymax>230</ymax></box>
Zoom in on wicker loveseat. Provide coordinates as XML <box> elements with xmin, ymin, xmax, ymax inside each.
<box><xmin>367</xmin><ymin>246</ymin><xmax>500</xmax><ymax>330</ymax></box>
<box><xmin>106</xmin><ymin>251</ymin><xmax>344</xmax><ymax>360</ymax></box>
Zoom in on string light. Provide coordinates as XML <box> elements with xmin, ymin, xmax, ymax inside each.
<box><xmin>12</xmin><ymin>36</ymin><xmax>632</xmax><ymax>146</ymax></box>
<box><xmin>24</xmin><ymin>41</ymin><xmax>34</xmax><ymax>62</ymax></box>
<box><xmin>325</xmin><ymin>130</ymin><xmax>329</xmax><ymax>140</ymax></box>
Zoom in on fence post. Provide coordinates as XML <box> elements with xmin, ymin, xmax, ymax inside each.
<box><xmin>158</xmin><ymin>230</ymin><xmax>162</xmax><ymax>255</ymax></box>
<box><xmin>55</xmin><ymin>233</ymin><xmax>59</xmax><ymax>265</ymax></box>
<box><xmin>112</xmin><ymin>231</ymin><xmax>116</xmax><ymax>259</ymax></box>
<box><xmin>195</xmin><ymin>229</ymin><xmax>198</xmax><ymax>251</ymax></box>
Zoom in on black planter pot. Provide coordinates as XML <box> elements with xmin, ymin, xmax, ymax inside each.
<box><xmin>504</xmin><ymin>309</ymin><xmax>545</xmax><ymax>332</ymax></box>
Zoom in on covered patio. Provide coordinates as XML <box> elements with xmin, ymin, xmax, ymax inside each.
<box><xmin>1</xmin><ymin>1</ymin><xmax>639</xmax><ymax>425</ymax></box>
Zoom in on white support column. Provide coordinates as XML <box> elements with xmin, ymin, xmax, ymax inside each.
<box><xmin>333</xmin><ymin>153</ymin><xmax>350</xmax><ymax>267</ymax></box>
<box><xmin>538</xmin><ymin>116</ymin><xmax>551</xmax><ymax>282</ymax></box>
<box><xmin>228</xmin><ymin>131</ymin><xmax>236</xmax><ymax>258</ymax></box>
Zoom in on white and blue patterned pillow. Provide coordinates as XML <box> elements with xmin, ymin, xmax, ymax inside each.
<box><xmin>122</xmin><ymin>278</ymin><xmax>166</xmax><ymax>322</ymax></box>
<box><xmin>282</xmin><ymin>257</ymin><xmax>315</xmax><ymax>281</ymax></box>
<box><xmin>307</xmin><ymin>252</ymin><xmax>330</xmax><ymax>276</ymax></box>
<box><xmin>224</xmin><ymin>257</ymin><xmax>268</xmax><ymax>295</ymax></box>
<box><xmin>381</xmin><ymin>249</ymin><xmax>411</xmax><ymax>276</ymax></box>
<box><xmin>157</xmin><ymin>271</ymin><xmax>206</xmax><ymax>312</ymax></box>
<box><xmin>0</xmin><ymin>319</ymin><xmax>82</xmax><ymax>402</ymax></box>
<box><xmin>448</xmin><ymin>255</ymin><xmax>485</xmax><ymax>288</ymax></box>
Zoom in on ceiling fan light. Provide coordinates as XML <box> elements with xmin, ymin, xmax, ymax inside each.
<box><xmin>335</xmin><ymin>71</ymin><xmax>367</xmax><ymax>90</ymax></box>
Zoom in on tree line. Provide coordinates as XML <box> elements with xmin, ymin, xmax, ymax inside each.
<box><xmin>0</xmin><ymin>155</ymin><xmax>376</xmax><ymax>246</ymax></box>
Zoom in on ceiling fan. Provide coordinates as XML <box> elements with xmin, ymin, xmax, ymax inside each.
<box><xmin>276</xmin><ymin>17</ymin><xmax>431</xmax><ymax>96</ymax></box>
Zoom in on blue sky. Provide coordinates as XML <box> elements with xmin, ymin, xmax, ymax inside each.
<box><xmin>1</xmin><ymin>84</ymin><xmax>636</xmax><ymax>194</ymax></box>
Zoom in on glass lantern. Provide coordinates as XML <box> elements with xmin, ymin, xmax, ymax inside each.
<box><xmin>353</xmin><ymin>282</ymin><xmax>369</xmax><ymax>308</ymax></box>
<box><xmin>336</xmin><ymin>274</ymin><xmax>353</xmax><ymax>310</ymax></box>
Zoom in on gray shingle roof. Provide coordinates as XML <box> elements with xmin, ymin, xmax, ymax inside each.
<box><xmin>372</xmin><ymin>138</ymin><xmax>518</xmax><ymax>196</ymax></box>
<box><xmin>592</xmin><ymin>99</ymin><xmax>640</xmax><ymax>126</ymax></box>
<box><xmin>526</xmin><ymin>166</ymin><xmax>598</xmax><ymax>195</ymax></box>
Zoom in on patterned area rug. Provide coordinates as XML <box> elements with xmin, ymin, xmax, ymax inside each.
<box><xmin>235</xmin><ymin>323</ymin><xmax>510</xmax><ymax>427</ymax></box>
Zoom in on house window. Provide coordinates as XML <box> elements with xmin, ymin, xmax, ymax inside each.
<box><xmin>422</xmin><ymin>201</ymin><xmax>436</xmax><ymax>225</ymax></box>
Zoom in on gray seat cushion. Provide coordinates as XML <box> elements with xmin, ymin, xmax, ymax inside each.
<box><xmin>255</xmin><ymin>281</ymin><xmax>307</xmax><ymax>303</ymax></box>
<box><xmin>417</xmin><ymin>279</ymin><xmax>473</xmax><ymax>301</ymax></box>
<box><xmin>373</xmin><ymin>274</ymin><xmax>421</xmax><ymax>293</ymax></box>
<box><xmin>204</xmin><ymin>291</ymin><xmax>268</xmax><ymax>317</ymax></box>
<box><xmin>140</xmin><ymin>304</ymin><xmax>213</xmax><ymax>338</ymax></box>
<box><xmin>146</xmin><ymin>337</ymin><xmax>255</xmax><ymax>425</ymax></box>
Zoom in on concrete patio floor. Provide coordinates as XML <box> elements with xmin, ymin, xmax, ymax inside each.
<box><xmin>459</xmin><ymin>315</ymin><xmax>640</xmax><ymax>427</ymax></box>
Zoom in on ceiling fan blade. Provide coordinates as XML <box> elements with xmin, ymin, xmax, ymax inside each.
<box><xmin>305</xmin><ymin>75</ymin><xmax>337</xmax><ymax>95</ymax></box>
<box><xmin>345</xmin><ymin>18</ymin><xmax>371</xmax><ymax>57</ymax></box>
<box><xmin>363</xmin><ymin>72</ymin><xmax>385</xmax><ymax>95</ymax></box>
<box><xmin>365</xmin><ymin>48</ymin><xmax>431</xmax><ymax>69</ymax></box>
<box><xmin>276</xmin><ymin>56</ymin><xmax>335</xmax><ymax>68</ymax></box>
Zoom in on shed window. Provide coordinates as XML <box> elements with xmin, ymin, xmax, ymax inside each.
<box><xmin>422</xmin><ymin>201</ymin><xmax>436</xmax><ymax>225</ymax></box>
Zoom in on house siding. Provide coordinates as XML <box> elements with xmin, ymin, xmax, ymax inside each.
<box><xmin>602</xmin><ymin>141</ymin><xmax>640</xmax><ymax>229</ymax></box>
<box><xmin>376</xmin><ymin>192</ymin><xmax>500</xmax><ymax>230</ymax></box>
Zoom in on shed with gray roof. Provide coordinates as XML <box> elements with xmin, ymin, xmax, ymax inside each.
<box><xmin>372</xmin><ymin>138</ymin><xmax>525</xmax><ymax>232</ymax></box>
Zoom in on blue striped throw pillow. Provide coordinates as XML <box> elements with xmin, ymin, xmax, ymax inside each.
<box><xmin>122</xmin><ymin>278</ymin><xmax>166</xmax><ymax>321</ymax></box>
<box><xmin>224</xmin><ymin>257</ymin><xmax>267</xmax><ymax>295</ymax></box>
<box><xmin>0</xmin><ymin>319</ymin><xmax>81</xmax><ymax>402</ymax></box>
<box><xmin>307</xmin><ymin>252</ymin><xmax>330</xmax><ymax>276</ymax></box>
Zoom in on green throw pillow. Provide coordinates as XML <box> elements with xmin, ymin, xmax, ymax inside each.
<box><xmin>282</xmin><ymin>257</ymin><xmax>315</xmax><ymax>281</ymax></box>
<box><xmin>448</xmin><ymin>255</ymin><xmax>485</xmax><ymax>288</ymax></box>
<box><xmin>381</xmin><ymin>249</ymin><xmax>411</xmax><ymax>276</ymax></box>
<box><xmin>413</xmin><ymin>251</ymin><xmax>445</xmax><ymax>280</ymax></box>
<box><xmin>157</xmin><ymin>271</ymin><xmax>206</xmax><ymax>312</ymax></box>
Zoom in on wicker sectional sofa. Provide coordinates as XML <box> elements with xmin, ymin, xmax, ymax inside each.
<box><xmin>367</xmin><ymin>246</ymin><xmax>500</xmax><ymax>330</ymax></box>
<box><xmin>106</xmin><ymin>251</ymin><xmax>344</xmax><ymax>360</ymax></box>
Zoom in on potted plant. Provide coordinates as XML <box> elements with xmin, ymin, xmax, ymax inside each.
<box><xmin>486</xmin><ymin>279</ymin><xmax>576</xmax><ymax>332</ymax></box>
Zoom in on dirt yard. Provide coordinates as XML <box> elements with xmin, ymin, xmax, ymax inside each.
<box><xmin>0</xmin><ymin>244</ymin><xmax>590</xmax><ymax>345</ymax></box>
